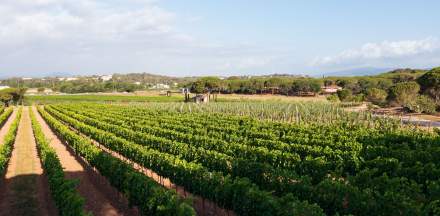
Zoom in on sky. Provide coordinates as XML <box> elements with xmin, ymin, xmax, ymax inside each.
<box><xmin>1</xmin><ymin>0</ymin><xmax>440</xmax><ymax>78</ymax></box>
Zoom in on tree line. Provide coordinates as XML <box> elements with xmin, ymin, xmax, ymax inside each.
<box><xmin>187</xmin><ymin>67</ymin><xmax>440</xmax><ymax>114</ymax></box>
<box><xmin>188</xmin><ymin>76</ymin><xmax>322</xmax><ymax>95</ymax></box>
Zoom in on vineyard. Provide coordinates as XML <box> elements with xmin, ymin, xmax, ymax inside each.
<box><xmin>25</xmin><ymin>94</ymin><xmax>183</xmax><ymax>104</ymax></box>
<box><xmin>0</xmin><ymin>102</ymin><xmax>439</xmax><ymax>216</ymax></box>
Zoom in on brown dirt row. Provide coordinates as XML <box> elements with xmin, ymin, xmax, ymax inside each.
<box><xmin>0</xmin><ymin>107</ymin><xmax>58</xmax><ymax>216</ymax></box>
<box><xmin>55</xmin><ymin>111</ymin><xmax>235</xmax><ymax>216</ymax></box>
<box><xmin>31</xmin><ymin>106</ymin><xmax>138</xmax><ymax>216</ymax></box>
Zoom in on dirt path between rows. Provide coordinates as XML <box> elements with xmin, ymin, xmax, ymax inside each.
<box><xmin>0</xmin><ymin>107</ymin><xmax>58</xmax><ymax>216</ymax></box>
<box><xmin>46</xmin><ymin>106</ymin><xmax>234</xmax><ymax>215</ymax></box>
<box><xmin>59</xmin><ymin>117</ymin><xmax>234</xmax><ymax>216</ymax></box>
<box><xmin>32</xmin><ymin>106</ymin><xmax>136</xmax><ymax>216</ymax></box>
<box><xmin>0</xmin><ymin>109</ymin><xmax>16</xmax><ymax>145</ymax></box>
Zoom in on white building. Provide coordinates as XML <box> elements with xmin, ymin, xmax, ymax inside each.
<box><xmin>100</xmin><ymin>75</ymin><xmax>113</xmax><ymax>82</ymax></box>
<box><xmin>0</xmin><ymin>86</ymin><xmax>10</xmax><ymax>90</ymax></box>
<box><xmin>58</xmin><ymin>77</ymin><xmax>79</xmax><ymax>81</ymax></box>
<box><xmin>66</xmin><ymin>77</ymin><xmax>79</xmax><ymax>81</ymax></box>
<box><xmin>321</xmin><ymin>85</ymin><xmax>342</xmax><ymax>94</ymax></box>
<box><xmin>150</xmin><ymin>83</ymin><xmax>170</xmax><ymax>89</ymax></box>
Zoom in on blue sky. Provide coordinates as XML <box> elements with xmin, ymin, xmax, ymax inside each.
<box><xmin>0</xmin><ymin>0</ymin><xmax>439</xmax><ymax>77</ymax></box>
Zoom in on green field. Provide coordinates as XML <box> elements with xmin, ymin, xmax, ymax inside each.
<box><xmin>25</xmin><ymin>94</ymin><xmax>184</xmax><ymax>104</ymax></box>
<box><xmin>31</xmin><ymin>101</ymin><xmax>440</xmax><ymax>215</ymax></box>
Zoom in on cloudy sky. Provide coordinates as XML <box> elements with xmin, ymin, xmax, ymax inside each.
<box><xmin>1</xmin><ymin>0</ymin><xmax>440</xmax><ymax>78</ymax></box>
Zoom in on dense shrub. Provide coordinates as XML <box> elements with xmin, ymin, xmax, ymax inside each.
<box><xmin>405</xmin><ymin>95</ymin><xmax>437</xmax><ymax>114</ymax></box>
<box><xmin>336</xmin><ymin>89</ymin><xmax>352</xmax><ymax>102</ymax></box>
<box><xmin>366</xmin><ymin>88</ymin><xmax>387</xmax><ymax>105</ymax></box>
<box><xmin>326</xmin><ymin>94</ymin><xmax>339</xmax><ymax>102</ymax></box>
<box><xmin>387</xmin><ymin>82</ymin><xmax>420</xmax><ymax>106</ymax></box>
<box><xmin>417</xmin><ymin>67</ymin><xmax>440</xmax><ymax>107</ymax></box>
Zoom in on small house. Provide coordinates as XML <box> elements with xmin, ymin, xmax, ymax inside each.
<box><xmin>192</xmin><ymin>94</ymin><xmax>209</xmax><ymax>103</ymax></box>
<box><xmin>150</xmin><ymin>83</ymin><xmax>170</xmax><ymax>89</ymax></box>
<box><xmin>321</xmin><ymin>85</ymin><xmax>342</xmax><ymax>94</ymax></box>
<box><xmin>100</xmin><ymin>75</ymin><xmax>113</xmax><ymax>82</ymax></box>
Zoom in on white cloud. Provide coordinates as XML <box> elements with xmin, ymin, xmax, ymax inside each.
<box><xmin>0</xmin><ymin>0</ymin><xmax>178</xmax><ymax>44</ymax></box>
<box><xmin>312</xmin><ymin>37</ymin><xmax>440</xmax><ymax>66</ymax></box>
<box><xmin>0</xmin><ymin>0</ymin><xmax>288</xmax><ymax>77</ymax></box>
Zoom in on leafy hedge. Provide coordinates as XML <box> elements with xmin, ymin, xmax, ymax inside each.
<box><xmin>0</xmin><ymin>107</ymin><xmax>21</xmax><ymax>174</ymax></box>
<box><xmin>30</xmin><ymin>108</ymin><xmax>90</xmax><ymax>216</ymax></box>
<box><xmin>44</xmin><ymin>105</ymin><xmax>325</xmax><ymax>216</ymax></box>
<box><xmin>0</xmin><ymin>107</ymin><xmax>13</xmax><ymax>128</ymax></box>
<box><xmin>51</xmin><ymin>103</ymin><xmax>440</xmax><ymax>215</ymax></box>
<box><xmin>38</xmin><ymin>106</ymin><xmax>196</xmax><ymax>216</ymax></box>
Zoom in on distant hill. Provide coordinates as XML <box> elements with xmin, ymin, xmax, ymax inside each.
<box><xmin>382</xmin><ymin>68</ymin><xmax>428</xmax><ymax>75</ymax></box>
<box><xmin>322</xmin><ymin>67</ymin><xmax>393</xmax><ymax>77</ymax></box>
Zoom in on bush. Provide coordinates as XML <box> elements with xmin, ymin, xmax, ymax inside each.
<box><xmin>417</xmin><ymin>67</ymin><xmax>440</xmax><ymax>106</ymax></box>
<box><xmin>326</xmin><ymin>94</ymin><xmax>339</xmax><ymax>102</ymax></box>
<box><xmin>404</xmin><ymin>95</ymin><xmax>437</xmax><ymax>114</ymax></box>
<box><xmin>366</xmin><ymin>88</ymin><xmax>387</xmax><ymax>105</ymax></box>
<box><xmin>352</xmin><ymin>94</ymin><xmax>364</xmax><ymax>102</ymax></box>
<box><xmin>336</xmin><ymin>89</ymin><xmax>352</xmax><ymax>102</ymax></box>
<box><xmin>387</xmin><ymin>82</ymin><xmax>420</xmax><ymax>106</ymax></box>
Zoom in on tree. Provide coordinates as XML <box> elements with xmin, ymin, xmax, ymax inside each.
<box><xmin>358</xmin><ymin>78</ymin><xmax>377</xmax><ymax>93</ymax></box>
<box><xmin>376</xmin><ymin>79</ymin><xmax>393</xmax><ymax>90</ymax></box>
<box><xmin>190</xmin><ymin>77</ymin><xmax>224</xmax><ymax>94</ymax></box>
<box><xmin>365</xmin><ymin>88</ymin><xmax>387</xmax><ymax>105</ymax></box>
<box><xmin>417</xmin><ymin>67</ymin><xmax>440</xmax><ymax>105</ymax></box>
<box><xmin>0</xmin><ymin>92</ymin><xmax>12</xmax><ymax>106</ymax></box>
<box><xmin>190</xmin><ymin>80</ymin><xmax>206</xmax><ymax>94</ymax></box>
<box><xmin>336</xmin><ymin>78</ymin><xmax>361</xmax><ymax>94</ymax></box>
<box><xmin>387</xmin><ymin>82</ymin><xmax>420</xmax><ymax>106</ymax></box>
<box><xmin>38</xmin><ymin>87</ymin><xmax>45</xmax><ymax>93</ymax></box>
<box><xmin>201</xmin><ymin>77</ymin><xmax>223</xmax><ymax>93</ymax></box>
<box><xmin>265</xmin><ymin>77</ymin><xmax>283</xmax><ymax>88</ymax></box>
<box><xmin>324</xmin><ymin>79</ymin><xmax>334</xmax><ymax>87</ymax></box>
<box><xmin>0</xmin><ymin>88</ymin><xmax>26</xmax><ymax>106</ymax></box>
<box><xmin>291</xmin><ymin>79</ymin><xmax>321</xmax><ymax>95</ymax></box>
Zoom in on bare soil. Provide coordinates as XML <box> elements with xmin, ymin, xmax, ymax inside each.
<box><xmin>350</xmin><ymin>105</ymin><xmax>440</xmax><ymax>128</ymax></box>
<box><xmin>32</xmin><ymin>106</ymin><xmax>137</xmax><ymax>216</ymax></box>
<box><xmin>0</xmin><ymin>107</ymin><xmax>58</xmax><ymax>216</ymax></box>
